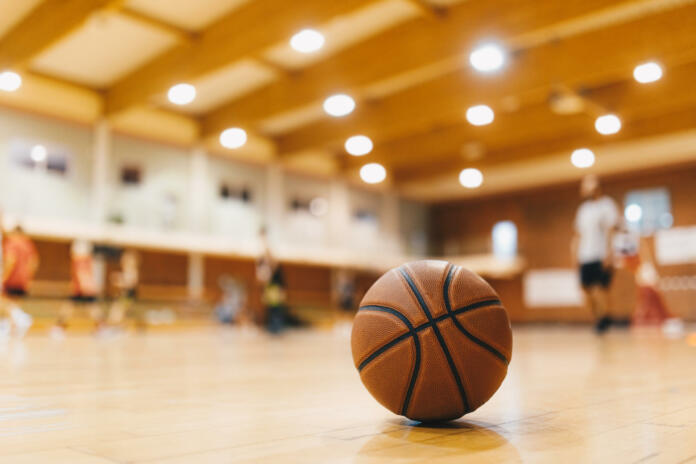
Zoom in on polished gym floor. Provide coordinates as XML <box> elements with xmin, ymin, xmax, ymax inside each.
<box><xmin>1</xmin><ymin>326</ymin><xmax>695</xmax><ymax>463</ymax></box>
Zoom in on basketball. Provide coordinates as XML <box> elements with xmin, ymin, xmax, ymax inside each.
<box><xmin>351</xmin><ymin>260</ymin><xmax>512</xmax><ymax>422</ymax></box>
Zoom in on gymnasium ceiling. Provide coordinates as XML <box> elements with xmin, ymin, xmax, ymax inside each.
<box><xmin>1</xmin><ymin>0</ymin><xmax>696</xmax><ymax>199</ymax></box>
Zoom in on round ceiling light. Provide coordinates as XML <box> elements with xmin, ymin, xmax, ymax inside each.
<box><xmin>469</xmin><ymin>43</ymin><xmax>506</xmax><ymax>73</ymax></box>
<box><xmin>290</xmin><ymin>29</ymin><xmax>325</xmax><ymax>53</ymax></box>
<box><xmin>323</xmin><ymin>94</ymin><xmax>355</xmax><ymax>117</ymax></box>
<box><xmin>459</xmin><ymin>168</ymin><xmax>483</xmax><ymax>188</ymax></box>
<box><xmin>466</xmin><ymin>104</ymin><xmax>494</xmax><ymax>126</ymax></box>
<box><xmin>220</xmin><ymin>128</ymin><xmax>247</xmax><ymax>149</ymax></box>
<box><xmin>345</xmin><ymin>135</ymin><xmax>373</xmax><ymax>156</ymax></box>
<box><xmin>360</xmin><ymin>163</ymin><xmax>386</xmax><ymax>184</ymax></box>
<box><xmin>167</xmin><ymin>83</ymin><xmax>196</xmax><ymax>105</ymax></box>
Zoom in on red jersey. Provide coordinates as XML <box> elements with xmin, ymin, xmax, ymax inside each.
<box><xmin>2</xmin><ymin>234</ymin><xmax>38</xmax><ymax>291</ymax></box>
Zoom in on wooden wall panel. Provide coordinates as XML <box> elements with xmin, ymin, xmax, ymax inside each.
<box><xmin>431</xmin><ymin>163</ymin><xmax>696</xmax><ymax>322</ymax></box>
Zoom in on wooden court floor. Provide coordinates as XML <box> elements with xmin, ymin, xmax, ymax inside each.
<box><xmin>1</xmin><ymin>325</ymin><xmax>695</xmax><ymax>463</ymax></box>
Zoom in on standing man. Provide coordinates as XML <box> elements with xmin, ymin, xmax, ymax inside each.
<box><xmin>571</xmin><ymin>175</ymin><xmax>620</xmax><ymax>334</ymax></box>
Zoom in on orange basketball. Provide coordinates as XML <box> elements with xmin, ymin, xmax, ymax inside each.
<box><xmin>351</xmin><ymin>260</ymin><xmax>512</xmax><ymax>422</ymax></box>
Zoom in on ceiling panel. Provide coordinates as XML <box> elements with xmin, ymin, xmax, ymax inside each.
<box><xmin>0</xmin><ymin>0</ymin><xmax>42</xmax><ymax>38</ymax></box>
<box><xmin>125</xmin><ymin>0</ymin><xmax>251</xmax><ymax>31</ymax></box>
<box><xmin>157</xmin><ymin>59</ymin><xmax>278</xmax><ymax>114</ymax></box>
<box><xmin>264</xmin><ymin>0</ymin><xmax>420</xmax><ymax>70</ymax></box>
<box><xmin>31</xmin><ymin>12</ymin><xmax>177</xmax><ymax>88</ymax></box>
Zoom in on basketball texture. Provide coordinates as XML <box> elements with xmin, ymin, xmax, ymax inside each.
<box><xmin>351</xmin><ymin>260</ymin><xmax>512</xmax><ymax>422</ymax></box>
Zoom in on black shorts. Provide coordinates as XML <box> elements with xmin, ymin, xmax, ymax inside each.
<box><xmin>3</xmin><ymin>287</ymin><xmax>27</xmax><ymax>297</ymax></box>
<box><xmin>579</xmin><ymin>261</ymin><xmax>612</xmax><ymax>288</ymax></box>
<box><xmin>71</xmin><ymin>295</ymin><xmax>97</xmax><ymax>304</ymax></box>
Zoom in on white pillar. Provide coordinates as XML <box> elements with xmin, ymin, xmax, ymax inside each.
<box><xmin>328</xmin><ymin>180</ymin><xmax>350</xmax><ymax>250</ymax></box>
<box><xmin>264</xmin><ymin>164</ymin><xmax>284</xmax><ymax>247</ymax></box>
<box><xmin>91</xmin><ymin>119</ymin><xmax>110</xmax><ymax>223</ymax></box>
<box><xmin>382</xmin><ymin>191</ymin><xmax>401</xmax><ymax>255</ymax></box>
<box><xmin>187</xmin><ymin>252</ymin><xmax>205</xmax><ymax>300</ymax></box>
<box><xmin>188</xmin><ymin>145</ymin><xmax>208</xmax><ymax>233</ymax></box>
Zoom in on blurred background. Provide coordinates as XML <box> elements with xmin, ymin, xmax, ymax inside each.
<box><xmin>0</xmin><ymin>0</ymin><xmax>695</xmax><ymax>332</ymax></box>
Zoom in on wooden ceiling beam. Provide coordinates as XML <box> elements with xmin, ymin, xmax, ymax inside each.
<box><xmin>276</xmin><ymin>1</ymin><xmax>696</xmax><ymax>155</ymax></box>
<box><xmin>104</xmin><ymin>0</ymin><xmax>376</xmax><ymax>116</ymax></box>
<box><xmin>0</xmin><ymin>0</ymin><xmax>113</xmax><ymax>69</ymax></box>
<box><xmin>389</xmin><ymin>58</ymin><xmax>696</xmax><ymax>173</ymax></box>
<box><xmin>394</xmin><ymin>107</ymin><xmax>696</xmax><ymax>184</ymax></box>
<box><xmin>201</xmin><ymin>0</ymin><xmax>619</xmax><ymax>138</ymax></box>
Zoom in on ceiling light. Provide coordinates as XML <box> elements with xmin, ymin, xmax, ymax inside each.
<box><xmin>167</xmin><ymin>83</ymin><xmax>196</xmax><ymax>105</ymax></box>
<box><xmin>469</xmin><ymin>43</ymin><xmax>506</xmax><ymax>73</ymax></box>
<box><xmin>633</xmin><ymin>62</ymin><xmax>662</xmax><ymax>84</ymax></box>
<box><xmin>0</xmin><ymin>71</ymin><xmax>22</xmax><ymax>92</ymax></box>
<box><xmin>466</xmin><ymin>105</ymin><xmax>494</xmax><ymax>126</ymax></box>
<box><xmin>459</xmin><ymin>168</ymin><xmax>483</xmax><ymax>188</ymax></box>
<box><xmin>30</xmin><ymin>145</ymin><xmax>47</xmax><ymax>163</ymax></box>
<box><xmin>571</xmin><ymin>148</ymin><xmax>595</xmax><ymax>168</ymax></box>
<box><xmin>220</xmin><ymin>128</ymin><xmax>247</xmax><ymax>149</ymax></box>
<box><xmin>360</xmin><ymin>163</ymin><xmax>386</xmax><ymax>184</ymax></box>
<box><xmin>323</xmin><ymin>94</ymin><xmax>355</xmax><ymax>117</ymax></box>
<box><xmin>595</xmin><ymin>114</ymin><xmax>621</xmax><ymax>135</ymax></box>
<box><xmin>345</xmin><ymin>135</ymin><xmax>373</xmax><ymax>156</ymax></box>
<box><xmin>625</xmin><ymin>204</ymin><xmax>643</xmax><ymax>223</ymax></box>
<box><xmin>290</xmin><ymin>29</ymin><xmax>325</xmax><ymax>53</ymax></box>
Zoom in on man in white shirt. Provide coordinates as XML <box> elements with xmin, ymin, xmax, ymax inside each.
<box><xmin>571</xmin><ymin>175</ymin><xmax>619</xmax><ymax>334</ymax></box>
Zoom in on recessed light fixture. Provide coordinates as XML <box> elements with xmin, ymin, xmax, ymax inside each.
<box><xmin>360</xmin><ymin>163</ymin><xmax>386</xmax><ymax>184</ymax></box>
<box><xmin>0</xmin><ymin>71</ymin><xmax>22</xmax><ymax>92</ymax></box>
<box><xmin>220</xmin><ymin>128</ymin><xmax>247</xmax><ymax>149</ymax></box>
<box><xmin>459</xmin><ymin>168</ymin><xmax>483</xmax><ymax>188</ymax></box>
<box><xmin>595</xmin><ymin>114</ymin><xmax>621</xmax><ymax>135</ymax></box>
<box><xmin>466</xmin><ymin>105</ymin><xmax>494</xmax><ymax>126</ymax></box>
<box><xmin>633</xmin><ymin>62</ymin><xmax>662</xmax><ymax>84</ymax></box>
<box><xmin>167</xmin><ymin>83</ymin><xmax>196</xmax><ymax>105</ymax></box>
<box><xmin>571</xmin><ymin>148</ymin><xmax>595</xmax><ymax>168</ymax></box>
<box><xmin>345</xmin><ymin>135</ymin><xmax>373</xmax><ymax>156</ymax></box>
<box><xmin>469</xmin><ymin>43</ymin><xmax>506</xmax><ymax>73</ymax></box>
<box><xmin>30</xmin><ymin>144</ymin><xmax>47</xmax><ymax>163</ymax></box>
<box><xmin>290</xmin><ymin>29</ymin><xmax>325</xmax><ymax>53</ymax></box>
<box><xmin>323</xmin><ymin>94</ymin><xmax>355</xmax><ymax>117</ymax></box>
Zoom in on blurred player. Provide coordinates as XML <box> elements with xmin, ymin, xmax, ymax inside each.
<box><xmin>51</xmin><ymin>240</ymin><xmax>102</xmax><ymax>338</ymax></box>
<box><xmin>256</xmin><ymin>227</ymin><xmax>287</xmax><ymax>333</ymax></box>
<box><xmin>333</xmin><ymin>269</ymin><xmax>356</xmax><ymax>332</ymax></box>
<box><xmin>571</xmin><ymin>175</ymin><xmax>619</xmax><ymax>334</ymax></box>
<box><xmin>107</xmin><ymin>249</ymin><xmax>141</xmax><ymax>331</ymax></box>
<box><xmin>1</xmin><ymin>222</ymin><xmax>37</xmax><ymax>338</ymax></box>
<box><xmin>214</xmin><ymin>275</ymin><xmax>247</xmax><ymax>324</ymax></box>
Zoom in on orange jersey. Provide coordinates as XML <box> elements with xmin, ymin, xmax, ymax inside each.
<box><xmin>71</xmin><ymin>255</ymin><xmax>97</xmax><ymax>297</ymax></box>
<box><xmin>2</xmin><ymin>234</ymin><xmax>38</xmax><ymax>291</ymax></box>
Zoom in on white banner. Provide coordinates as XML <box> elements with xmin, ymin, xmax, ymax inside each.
<box><xmin>655</xmin><ymin>226</ymin><xmax>696</xmax><ymax>265</ymax></box>
<box><xmin>523</xmin><ymin>269</ymin><xmax>583</xmax><ymax>308</ymax></box>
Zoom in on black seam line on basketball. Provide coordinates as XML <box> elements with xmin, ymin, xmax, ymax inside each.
<box><xmin>398</xmin><ymin>267</ymin><xmax>470</xmax><ymax>414</ymax></box>
<box><xmin>445</xmin><ymin>266</ymin><xmax>509</xmax><ymax>366</ymax></box>
<box><xmin>357</xmin><ymin>305</ymin><xmax>421</xmax><ymax>416</ymax></box>
<box><xmin>357</xmin><ymin>331</ymin><xmax>411</xmax><ymax>371</ymax></box>
<box><xmin>356</xmin><ymin>298</ymin><xmax>502</xmax><ymax>368</ymax></box>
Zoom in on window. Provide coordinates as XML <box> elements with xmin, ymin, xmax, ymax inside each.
<box><xmin>120</xmin><ymin>166</ymin><xmax>142</xmax><ymax>185</ymax></box>
<box><xmin>219</xmin><ymin>184</ymin><xmax>251</xmax><ymax>202</ymax></box>
<box><xmin>492</xmin><ymin>221</ymin><xmax>517</xmax><ymax>258</ymax></box>
<box><xmin>10</xmin><ymin>139</ymin><xmax>70</xmax><ymax>176</ymax></box>
<box><xmin>624</xmin><ymin>188</ymin><xmax>672</xmax><ymax>234</ymax></box>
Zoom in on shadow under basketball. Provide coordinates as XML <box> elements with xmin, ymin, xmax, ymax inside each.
<box><xmin>357</xmin><ymin>419</ymin><xmax>520</xmax><ymax>459</ymax></box>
